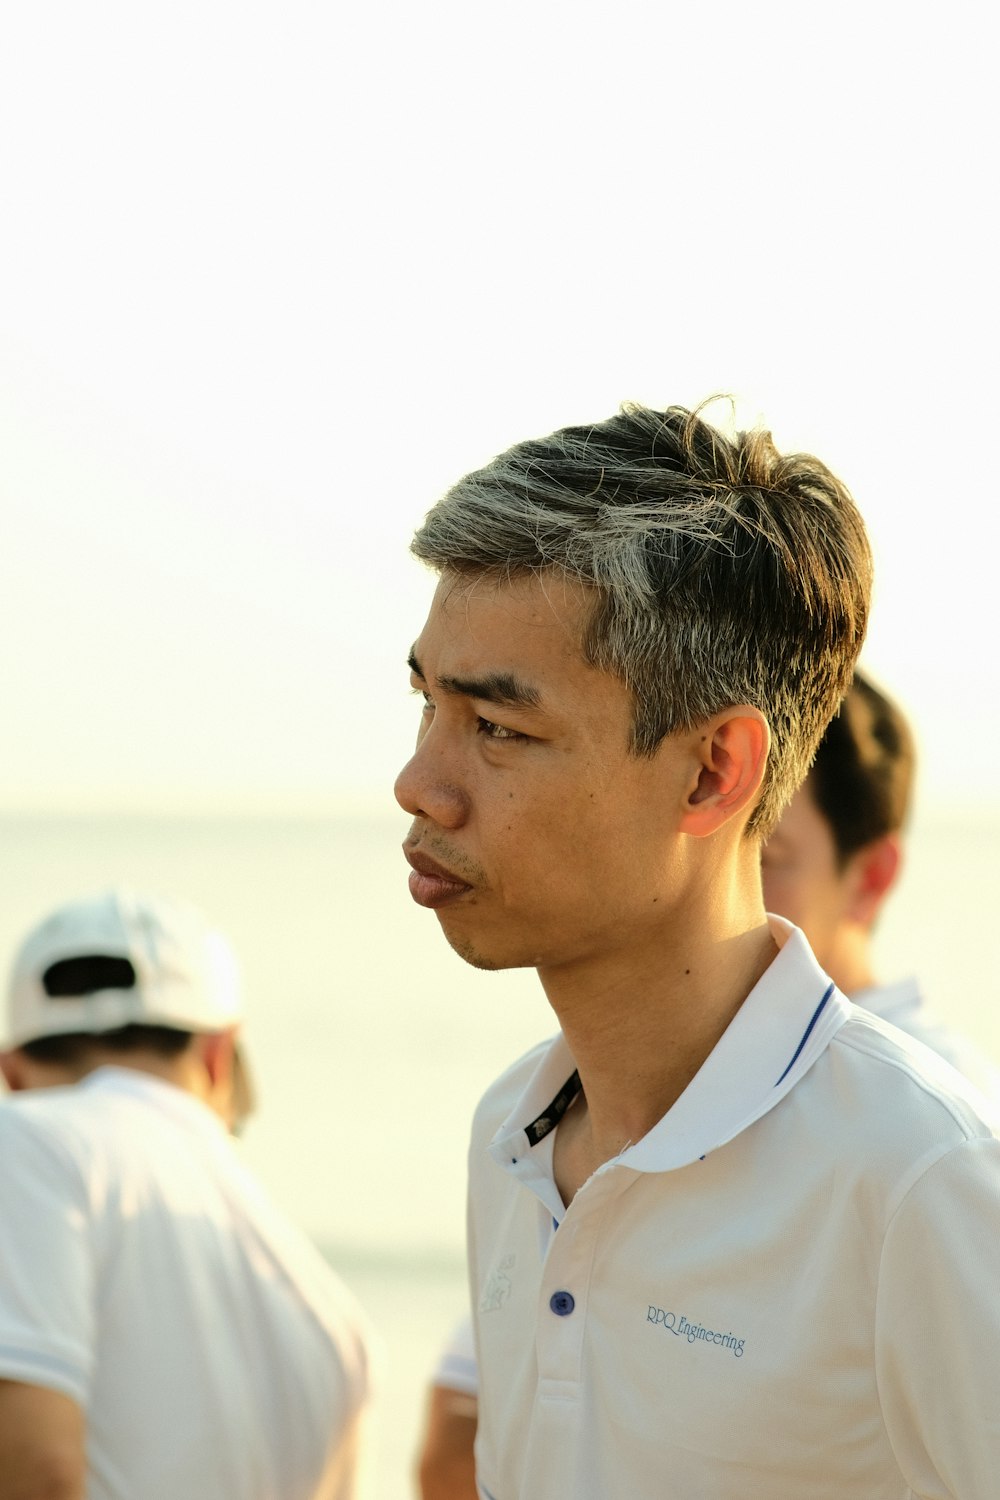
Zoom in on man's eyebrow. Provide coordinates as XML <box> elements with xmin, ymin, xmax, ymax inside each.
<box><xmin>407</xmin><ymin>650</ymin><xmax>541</xmax><ymax>710</ymax></box>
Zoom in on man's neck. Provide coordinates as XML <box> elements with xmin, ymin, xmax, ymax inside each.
<box><xmin>822</xmin><ymin>926</ymin><xmax>877</xmax><ymax>999</ymax></box>
<box><xmin>543</xmin><ymin>880</ymin><xmax>778</xmax><ymax>1204</ymax></box>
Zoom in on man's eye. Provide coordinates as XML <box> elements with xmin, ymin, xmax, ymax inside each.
<box><xmin>477</xmin><ymin>717</ymin><xmax>525</xmax><ymax>742</ymax></box>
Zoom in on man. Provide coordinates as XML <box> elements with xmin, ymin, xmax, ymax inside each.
<box><xmin>762</xmin><ymin>668</ymin><xmax>1000</xmax><ymax>1098</ymax></box>
<box><xmin>0</xmin><ymin>889</ymin><xmax>373</xmax><ymax>1500</ymax></box>
<box><xmin>416</xmin><ymin>666</ymin><xmax>1000</xmax><ymax>1498</ymax></box>
<box><xmin>395</xmin><ymin>402</ymin><xmax>1000</xmax><ymax>1498</ymax></box>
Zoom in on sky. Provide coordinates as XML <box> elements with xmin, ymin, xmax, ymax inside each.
<box><xmin>1</xmin><ymin>0</ymin><xmax>996</xmax><ymax>817</ymax></box>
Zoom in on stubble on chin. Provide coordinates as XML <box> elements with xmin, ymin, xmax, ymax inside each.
<box><xmin>440</xmin><ymin>925</ymin><xmax>502</xmax><ymax>972</ymax></box>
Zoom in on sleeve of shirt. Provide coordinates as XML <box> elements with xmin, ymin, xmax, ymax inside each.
<box><xmin>432</xmin><ymin>1312</ymin><xmax>479</xmax><ymax>1397</ymax></box>
<box><xmin>876</xmin><ymin>1134</ymin><xmax>1000</xmax><ymax>1498</ymax></box>
<box><xmin>0</xmin><ymin>1109</ymin><xmax>94</xmax><ymax>1405</ymax></box>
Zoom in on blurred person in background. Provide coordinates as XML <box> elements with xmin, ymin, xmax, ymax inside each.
<box><xmin>416</xmin><ymin>1315</ymin><xmax>477</xmax><ymax>1500</ymax></box>
<box><xmin>0</xmin><ymin>888</ymin><xmax>373</xmax><ymax>1500</ymax></box>
<box><xmin>761</xmin><ymin>668</ymin><xmax>1000</xmax><ymax>1100</ymax></box>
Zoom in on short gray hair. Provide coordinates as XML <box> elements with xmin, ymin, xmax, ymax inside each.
<box><xmin>411</xmin><ymin>401</ymin><xmax>872</xmax><ymax>836</ymax></box>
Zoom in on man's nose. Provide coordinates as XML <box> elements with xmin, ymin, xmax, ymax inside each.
<box><xmin>394</xmin><ymin>728</ymin><xmax>470</xmax><ymax>829</ymax></box>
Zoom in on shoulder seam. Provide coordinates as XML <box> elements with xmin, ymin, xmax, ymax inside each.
<box><xmin>832</xmin><ymin>1024</ymin><xmax>988</xmax><ymax>1141</ymax></box>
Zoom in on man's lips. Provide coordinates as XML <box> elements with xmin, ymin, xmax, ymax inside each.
<box><xmin>404</xmin><ymin>847</ymin><xmax>474</xmax><ymax>909</ymax></box>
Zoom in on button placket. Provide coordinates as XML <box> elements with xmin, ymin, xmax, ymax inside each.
<box><xmin>536</xmin><ymin>1168</ymin><xmax>627</xmax><ymax>1387</ymax></box>
<box><xmin>536</xmin><ymin>1212</ymin><xmax>583</xmax><ymax>1383</ymax></box>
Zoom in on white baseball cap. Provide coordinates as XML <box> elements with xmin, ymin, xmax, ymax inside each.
<box><xmin>4</xmin><ymin>889</ymin><xmax>254</xmax><ymax>1118</ymax></box>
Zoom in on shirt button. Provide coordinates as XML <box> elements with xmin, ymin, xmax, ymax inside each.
<box><xmin>549</xmin><ymin>1290</ymin><xmax>575</xmax><ymax>1316</ymax></box>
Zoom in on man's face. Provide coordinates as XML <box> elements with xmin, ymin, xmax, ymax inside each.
<box><xmin>394</xmin><ymin>571</ymin><xmax>694</xmax><ymax>973</ymax></box>
<box><xmin>759</xmin><ymin>778</ymin><xmax>850</xmax><ymax>967</ymax></box>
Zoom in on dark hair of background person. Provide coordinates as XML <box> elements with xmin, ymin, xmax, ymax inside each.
<box><xmin>811</xmin><ymin>670</ymin><xmax>915</xmax><ymax>865</ymax></box>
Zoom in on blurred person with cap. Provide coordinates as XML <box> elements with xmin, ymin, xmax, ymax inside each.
<box><xmin>0</xmin><ymin>888</ymin><xmax>374</xmax><ymax>1500</ymax></box>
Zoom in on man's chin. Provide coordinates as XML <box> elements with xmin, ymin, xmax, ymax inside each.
<box><xmin>441</xmin><ymin>925</ymin><xmax>533</xmax><ymax>974</ymax></box>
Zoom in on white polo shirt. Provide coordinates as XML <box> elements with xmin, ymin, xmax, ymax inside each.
<box><xmin>857</xmin><ymin>975</ymin><xmax>1000</xmax><ymax>1108</ymax></box>
<box><xmin>468</xmin><ymin>920</ymin><xmax>1000</xmax><ymax>1500</ymax></box>
<box><xmin>0</xmin><ymin>1068</ymin><xmax>373</xmax><ymax>1500</ymax></box>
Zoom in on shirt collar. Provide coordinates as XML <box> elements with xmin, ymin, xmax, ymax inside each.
<box><xmin>490</xmin><ymin>918</ymin><xmax>850</xmax><ymax>1176</ymax></box>
<box><xmin>81</xmin><ymin>1064</ymin><xmax>228</xmax><ymax>1137</ymax></box>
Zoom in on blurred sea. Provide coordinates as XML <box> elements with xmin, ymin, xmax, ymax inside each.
<box><xmin>1</xmin><ymin>808</ymin><xmax>998</xmax><ymax>1498</ymax></box>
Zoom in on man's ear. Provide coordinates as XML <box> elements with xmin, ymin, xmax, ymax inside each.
<box><xmin>195</xmin><ymin>1028</ymin><xmax>238</xmax><ymax>1091</ymax></box>
<box><xmin>192</xmin><ymin>1029</ymin><xmax>240</xmax><ymax>1129</ymax></box>
<box><xmin>843</xmin><ymin>834</ymin><xmax>901</xmax><ymax>926</ymax></box>
<box><xmin>678</xmin><ymin>709</ymin><xmax>770</xmax><ymax>838</ymax></box>
<box><xmin>0</xmin><ymin>1050</ymin><xmax>29</xmax><ymax>1092</ymax></box>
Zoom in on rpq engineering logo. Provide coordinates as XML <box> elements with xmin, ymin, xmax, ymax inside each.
<box><xmin>647</xmin><ymin>1305</ymin><xmax>745</xmax><ymax>1357</ymax></box>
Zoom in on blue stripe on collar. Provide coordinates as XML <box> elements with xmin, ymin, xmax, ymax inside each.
<box><xmin>775</xmin><ymin>983</ymin><xmax>835</xmax><ymax>1086</ymax></box>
